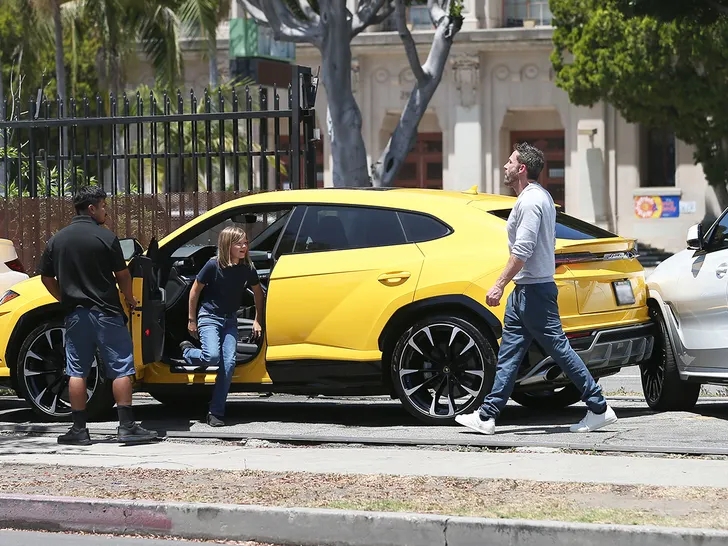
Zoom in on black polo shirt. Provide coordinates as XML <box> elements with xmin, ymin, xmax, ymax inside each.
<box><xmin>38</xmin><ymin>215</ymin><xmax>128</xmax><ymax>316</ymax></box>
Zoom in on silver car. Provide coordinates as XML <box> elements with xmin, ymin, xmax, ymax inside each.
<box><xmin>645</xmin><ymin>212</ymin><xmax>728</xmax><ymax>410</ymax></box>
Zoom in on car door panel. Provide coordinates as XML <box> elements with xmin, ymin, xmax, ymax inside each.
<box><xmin>266</xmin><ymin>244</ymin><xmax>424</xmax><ymax>360</ymax></box>
<box><xmin>670</xmin><ymin>248</ymin><xmax>728</xmax><ymax>369</ymax></box>
<box><xmin>128</xmin><ymin>254</ymin><xmax>166</xmax><ymax>376</ymax></box>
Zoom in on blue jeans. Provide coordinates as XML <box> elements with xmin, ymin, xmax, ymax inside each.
<box><xmin>479</xmin><ymin>282</ymin><xmax>607</xmax><ymax>420</ymax></box>
<box><xmin>182</xmin><ymin>311</ymin><xmax>237</xmax><ymax>417</ymax></box>
<box><xmin>65</xmin><ymin>308</ymin><xmax>135</xmax><ymax>379</ymax></box>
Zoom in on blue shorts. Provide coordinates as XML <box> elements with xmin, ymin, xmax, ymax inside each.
<box><xmin>64</xmin><ymin>308</ymin><xmax>136</xmax><ymax>380</ymax></box>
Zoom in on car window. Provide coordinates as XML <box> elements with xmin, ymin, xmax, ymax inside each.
<box><xmin>273</xmin><ymin>206</ymin><xmax>306</xmax><ymax>259</ymax></box>
<box><xmin>397</xmin><ymin>211</ymin><xmax>451</xmax><ymax>242</ymax></box>
<box><xmin>489</xmin><ymin>209</ymin><xmax>616</xmax><ymax>240</ymax></box>
<box><xmin>293</xmin><ymin>205</ymin><xmax>407</xmax><ymax>253</ymax></box>
<box><xmin>183</xmin><ymin>208</ymin><xmax>292</xmax><ymax>251</ymax></box>
<box><xmin>708</xmin><ymin>213</ymin><xmax>728</xmax><ymax>250</ymax></box>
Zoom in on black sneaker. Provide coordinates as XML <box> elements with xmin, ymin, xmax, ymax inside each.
<box><xmin>118</xmin><ymin>423</ymin><xmax>157</xmax><ymax>443</ymax></box>
<box><xmin>207</xmin><ymin>413</ymin><xmax>225</xmax><ymax>427</ymax></box>
<box><xmin>58</xmin><ymin>426</ymin><xmax>91</xmax><ymax>446</ymax></box>
<box><xmin>180</xmin><ymin>341</ymin><xmax>196</xmax><ymax>353</ymax></box>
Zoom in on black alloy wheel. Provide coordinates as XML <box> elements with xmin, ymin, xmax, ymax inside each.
<box><xmin>391</xmin><ymin>314</ymin><xmax>497</xmax><ymax>425</ymax></box>
<box><xmin>16</xmin><ymin>319</ymin><xmax>114</xmax><ymax>420</ymax></box>
<box><xmin>640</xmin><ymin>304</ymin><xmax>700</xmax><ymax>411</ymax></box>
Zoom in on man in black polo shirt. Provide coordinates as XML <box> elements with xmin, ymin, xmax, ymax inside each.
<box><xmin>38</xmin><ymin>186</ymin><xmax>156</xmax><ymax>445</ymax></box>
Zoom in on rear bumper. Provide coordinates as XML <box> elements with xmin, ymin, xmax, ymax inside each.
<box><xmin>517</xmin><ymin>323</ymin><xmax>655</xmax><ymax>389</ymax></box>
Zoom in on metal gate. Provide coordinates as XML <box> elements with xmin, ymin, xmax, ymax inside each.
<box><xmin>0</xmin><ymin>65</ymin><xmax>319</xmax><ymax>272</ymax></box>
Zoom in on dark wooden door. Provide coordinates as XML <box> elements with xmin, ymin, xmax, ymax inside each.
<box><xmin>394</xmin><ymin>132</ymin><xmax>443</xmax><ymax>189</ymax></box>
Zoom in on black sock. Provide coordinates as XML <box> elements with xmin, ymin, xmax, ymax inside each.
<box><xmin>117</xmin><ymin>405</ymin><xmax>135</xmax><ymax>428</ymax></box>
<box><xmin>71</xmin><ymin>410</ymin><xmax>87</xmax><ymax>431</ymax></box>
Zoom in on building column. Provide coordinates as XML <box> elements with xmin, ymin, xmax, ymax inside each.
<box><xmin>461</xmin><ymin>0</ymin><xmax>481</xmax><ymax>29</ymax></box>
<box><xmin>450</xmin><ymin>53</ymin><xmax>482</xmax><ymax>192</ymax></box>
<box><xmin>572</xmin><ymin>107</ymin><xmax>608</xmax><ymax>227</ymax></box>
<box><xmin>484</xmin><ymin>0</ymin><xmax>501</xmax><ymax>28</ymax></box>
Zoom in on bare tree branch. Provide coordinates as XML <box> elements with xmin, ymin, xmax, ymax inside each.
<box><xmin>351</xmin><ymin>0</ymin><xmax>394</xmax><ymax>37</ymax></box>
<box><xmin>395</xmin><ymin>0</ymin><xmax>426</xmax><ymax>83</ymax></box>
<box><xmin>297</xmin><ymin>0</ymin><xmax>320</xmax><ymax>24</ymax></box>
<box><xmin>240</xmin><ymin>0</ymin><xmax>322</xmax><ymax>45</ymax></box>
<box><xmin>239</xmin><ymin>0</ymin><xmax>267</xmax><ymax>22</ymax></box>
<box><xmin>428</xmin><ymin>0</ymin><xmax>447</xmax><ymax>25</ymax></box>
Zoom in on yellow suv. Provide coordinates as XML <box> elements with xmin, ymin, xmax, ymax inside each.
<box><xmin>0</xmin><ymin>188</ymin><xmax>654</xmax><ymax>424</ymax></box>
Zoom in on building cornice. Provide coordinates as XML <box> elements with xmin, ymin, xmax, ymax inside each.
<box><xmin>297</xmin><ymin>27</ymin><xmax>554</xmax><ymax>54</ymax></box>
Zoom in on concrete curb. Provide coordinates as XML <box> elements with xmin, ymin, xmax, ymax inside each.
<box><xmin>0</xmin><ymin>493</ymin><xmax>727</xmax><ymax>546</ymax></box>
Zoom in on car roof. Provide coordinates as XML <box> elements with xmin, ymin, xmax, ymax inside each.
<box><xmin>213</xmin><ymin>187</ymin><xmax>517</xmax><ymax>213</ymax></box>
<box><xmin>158</xmin><ymin>187</ymin><xmax>516</xmax><ymax>248</ymax></box>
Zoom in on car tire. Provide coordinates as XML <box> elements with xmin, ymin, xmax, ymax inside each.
<box><xmin>510</xmin><ymin>384</ymin><xmax>583</xmax><ymax>410</ymax></box>
<box><xmin>391</xmin><ymin>314</ymin><xmax>497</xmax><ymax>425</ymax></box>
<box><xmin>16</xmin><ymin>319</ymin><xmax>115</xmax><ymax>421</ymax></box>
<box><xmin>640</xmin><ymin>304</ymin><xmax>700</xmax><ymax>411</ymax></box>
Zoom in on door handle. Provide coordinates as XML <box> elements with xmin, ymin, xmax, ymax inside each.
<box><xmin>717</xmin><ymin>263</ymin><xmax>728</xmax><ymax>279</ymax></box>
<box><xmin>378</xmin><ymin>271</ymin><xmax>411</xmax><ymax>286</ymax></box>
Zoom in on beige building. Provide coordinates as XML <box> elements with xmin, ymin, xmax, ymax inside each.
<box><xmin>140</xmin><ymin>1</ymin><xmax>723</xmax><ymax>254</ymax></box>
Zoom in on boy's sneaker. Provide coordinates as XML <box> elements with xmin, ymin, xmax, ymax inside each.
<box><xmin>570</xmin><ymin>405</ymin><xmax>618</xmax><ymax>433</ymax></box>
<box><xmin>207</xmin><ymin>413</ymin><xmax>225</xmax><ymax>427</ymax></box>
<box><xmin>57</xmin><ymin>426</ymin><xmax>91</xmax><ymax>446</ymax></box>
<box><xmin>180</xmin><ymin>341</ymin><xmax>195</xmax><ymax>353</ymax></box>
<box><xmin>118</xmin><ymin>423</ymin><xmax>157</xmax><ymax>443</ymax></box>
<box><xmin>455</xmin><ymin>411</ymin><xmax>496</xmax><ymax>435</ymax></box>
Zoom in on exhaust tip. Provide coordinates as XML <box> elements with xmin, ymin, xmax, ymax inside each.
<box><xmin>545</xmin><ymin>366</ymin><xmax>564</xmax><ymax>381</ymax></box>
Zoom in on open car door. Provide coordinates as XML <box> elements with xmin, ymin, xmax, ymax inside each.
<box><xmin>127</xmin><ymin>238</ymin><xmax>166</xmax><ymax>376</ymax></box>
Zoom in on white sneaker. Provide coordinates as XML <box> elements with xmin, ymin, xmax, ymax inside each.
<box><xmin>570</xmin><ymin>405</ymin><xmax>618</xmax><ymax>433</ymax></box>
<box><xmin>455</xmin><ymin>410</ymin><xmax>495</xmax><ymax>435</ymax></box>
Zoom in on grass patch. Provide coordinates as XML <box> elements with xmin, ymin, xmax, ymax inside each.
<box><xmin>1</xmin><ymin>464</ymin><xmax>727</xmax><ymax>530</ymax></box>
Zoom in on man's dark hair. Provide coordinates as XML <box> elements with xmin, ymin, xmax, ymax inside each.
<box><xmin>73</xmin><ymin>185</ymin><xmax>107</xmax><ymax>214</ymax></box>
<box><xmin>514</xmin><ymin>141</ymin><xmax>545</xmax><ymax>181</ymax></box>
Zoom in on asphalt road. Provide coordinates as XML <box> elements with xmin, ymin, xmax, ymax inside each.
<box><xmin>0</xmin><ymin>530</ymin><xmax>268</xmax><ymax>545</ymax></box>
<box><xmin>1</xmin><ymin>368</ymin><xmax>727</xmax><ymax>454</ymax></box>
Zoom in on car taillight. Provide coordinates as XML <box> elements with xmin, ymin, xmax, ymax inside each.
<box><xmin>5</xmin><ymin>259</ymin><xmax>25</xmax><ymax>273</ymax></box>
<box><xmin>555</xmin><ymin>252</ymin><xmax>598</xmax><ymax>266</ymax></box>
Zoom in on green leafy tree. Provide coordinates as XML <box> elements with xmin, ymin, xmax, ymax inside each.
<box><xmin>615</xmin><ymin>0</ymin><xmax>728</xmax><ymax>21</ymax></box>
<box><xmin>551</xmin><ymin>0</ymin><xmax>728</xmax><ymax>208</ymax></box>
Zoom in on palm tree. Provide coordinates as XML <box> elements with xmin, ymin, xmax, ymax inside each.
<box><xmin>80</xmin><ymin>0</ymin><xmax>183</xmax><ymax>96</ymax></box>
<box><xmin>178</xmin><ymin>0</ymin><xmax>232</xmax><ymax>89</ymax></box>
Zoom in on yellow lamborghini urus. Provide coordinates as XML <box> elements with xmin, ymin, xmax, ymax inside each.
<box><xmin>0</xmin><ymin>188</ymin><xmax>654</xmax><ymax>424</ymax></box>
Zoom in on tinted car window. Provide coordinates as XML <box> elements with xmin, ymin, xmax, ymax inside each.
<box><xmin>489</xmin><ymin>209</ymin><xmax>616</xmax><ymax>240</ymax></box>
<box><xmin>398</xmin><ymin>211</ymin><xmax>451</xmax><ymax>242</ymax></box>
<box><xmin>708</xmin><ymin>212</ymin><xmax>728</xmax><ymax>249</ymax></box>
<box><xmin>273</xmin><ymin>206</ymin><xmax>306</xmax><ymax>258</ymax></box>
<box><xmin>294</xmin><ymin>206</ymin><xmax>407</xmax><ymax>253</ymax></box>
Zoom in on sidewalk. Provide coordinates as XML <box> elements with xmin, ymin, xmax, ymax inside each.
<box><xmin>2</xmin><ymin>434</ymin><xmax>728</xmax><ymax>545</ymax></box>
<box><xmin>1</xmin><ymin>434</ymin><xmax>727</xmax><ymax>488</ymax></box>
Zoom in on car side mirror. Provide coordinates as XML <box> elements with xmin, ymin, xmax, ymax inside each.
<box><xmin>687</xmin><ymin>224</ymin><xmax>704</xmax><ymax>250</ymax></box>
<box><xmin>119</xmin><ymin>238</ymin><xmax>144</xmax><ymax>261</ymax></box>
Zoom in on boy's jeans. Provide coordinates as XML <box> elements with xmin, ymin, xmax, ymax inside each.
<box><xmin>479</xmin><ymin>282</ymin><xmax>607</xmax><ymax>420</ymax></box>
<box><xmin>183</xmin><ymin>311</ymin><xmax>238</xmax><ymax>417</ymax></box>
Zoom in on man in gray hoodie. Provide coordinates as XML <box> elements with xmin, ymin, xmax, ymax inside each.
<box><xmin>455</xmin><ymin>142</ymin><xmax>617</xmax><ymax>435</ymax></box>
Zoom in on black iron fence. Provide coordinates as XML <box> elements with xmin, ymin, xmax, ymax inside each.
<box><xmin>0</xmin><ymin>65</ymin><xmax>319</xmax><ymax>272</ymax></box>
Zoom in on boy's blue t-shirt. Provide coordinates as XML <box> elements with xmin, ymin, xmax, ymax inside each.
<box><xmin>196</xmin><ymin>258</ymin><xmax>260</xmax><ymax>316</ymax></box>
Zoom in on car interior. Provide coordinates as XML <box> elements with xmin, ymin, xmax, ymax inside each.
<box><xmin>157</xmin><ymin>207</ymin><xmax>294</xmax><ymax>370</ymax></box>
